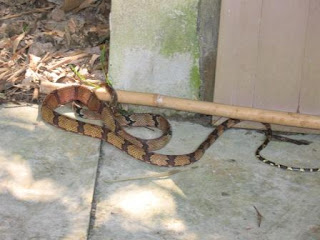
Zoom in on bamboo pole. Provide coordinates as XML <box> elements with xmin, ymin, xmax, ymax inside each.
<box><xmin>40</xmin><ymin>82</ymin><xmax>320</xmax><ymax>130</ymax></box>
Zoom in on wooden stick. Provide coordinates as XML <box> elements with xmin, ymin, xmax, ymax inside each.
<box><xmin>0</xmin><ymin>6</ymin><xmax>54</xmax><ymax>20</ymax></box>
<box><xmin>47</xmin><ymin>53</ymin><xmax>90</xmax><ymax>70</ymax></box>
<box><xmin>40</xmin><ymin>82</ymin><xmax>320</xmax><ymax>130</ymax></box>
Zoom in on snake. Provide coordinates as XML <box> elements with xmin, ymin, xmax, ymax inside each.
<box><xmin>41</xmin><ymin>85</ymin><xmax>319</xmax><ymax>172</ymax></box>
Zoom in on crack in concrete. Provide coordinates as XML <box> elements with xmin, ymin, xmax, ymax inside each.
<box><xmin>86</xmin><ymin>140</ymin><xmax>104</xmax><ymax>240</ymax></box>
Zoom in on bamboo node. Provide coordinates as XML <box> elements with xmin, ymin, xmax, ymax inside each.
<box><xmin>155</xmin><ymin>94</ymin><xmax>163</xmax><ymax>106</ymax></box>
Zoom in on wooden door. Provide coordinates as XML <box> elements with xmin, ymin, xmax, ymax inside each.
<box><xmin>214</xmin><ymin>0</ymin><xmax>320</xmax><ymax>116</ymax></box>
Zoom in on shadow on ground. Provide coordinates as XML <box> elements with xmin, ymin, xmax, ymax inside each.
<box><xmin>0</xmin><ymin>104</ymin><xmax>100</xmax><ymax>239</ymax></box>
<box><xmin>1</xmin><ymin>104</ymin><xmax>320</xmax><ymax>240</ymax></box>
<box><xmin>89</xmin><ymin>121</ymin><xmax>320</xmax><ymax>240</ymax></box>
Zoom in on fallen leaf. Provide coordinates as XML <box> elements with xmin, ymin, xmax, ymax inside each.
<box><xmin>89</xmin><ymin>54</ymin><xmax>100</xmax><ymax>68</ymax></box>
<box><xmin>74</xmin><ymin>0</ymin><xmax>96</xmax><ymax>13</ymax></box>
<box><xmin>12</xmin><ymin>32</ymin><xmax>26</xmax><ymax>54</ymax></box>
<box><xmin>62</xmin><ymin>0</ymin><xmax>84</xmax><ymax>12</ymax></box>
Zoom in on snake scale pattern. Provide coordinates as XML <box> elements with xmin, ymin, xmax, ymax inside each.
<box><xmin>41</xmin><ymin>85</ymin><xmax>319</xmax><ymax>172</ymax></box>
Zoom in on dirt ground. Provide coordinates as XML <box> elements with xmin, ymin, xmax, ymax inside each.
<box><xmin>0</xmin><ymin>0</ymin><xmax>111</xmax><ymax>104</ymax></box>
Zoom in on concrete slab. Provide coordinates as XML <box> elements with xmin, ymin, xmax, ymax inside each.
<box><xmin>1</xmin><ymin>104</ymin><xmax>319</xmax><ymax>240</ymax></box>
<box><xmin>89</xmin><ymin>121</ymin><xmax>320</xmax><ymax>240</ymax></box>
<box><xmin>0</xmin><ymin>104</ymin><xmax>100</xmax><ymax>240</ymax></box>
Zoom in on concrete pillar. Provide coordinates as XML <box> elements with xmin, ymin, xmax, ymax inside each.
<box><xmin>109</xmin><ymin>0</ymin><xmax>220</xmax><ymax>113</ymax></box>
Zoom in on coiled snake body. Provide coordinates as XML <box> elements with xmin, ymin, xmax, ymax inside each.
<box><xmin>41</xmin><ymin>85</ymin><xmax>319</xmax><ymax>172</ymax></box>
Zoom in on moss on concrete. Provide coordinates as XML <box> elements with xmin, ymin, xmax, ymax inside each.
<box><xmin>190</xmin><ymin>65</ymin><xmax>201</xmax><ymax>97</ymax></box>
<box><xmin>110</xmin><ymin>0</ymin><xmax>201</xmax><ymax>101</ymax></box>
<box><xmin>159</xmin><ymin>3</ymin><xmax>199</xmax><ymax>59</ymax></box>
<box><xmin>158</xmin><ymin>2</ymin><xmax>201</xmax><ymax>99</ymax></box>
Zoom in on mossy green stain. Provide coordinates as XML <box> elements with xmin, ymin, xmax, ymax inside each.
<box><xmin>159</xmin><ymin>3</ymin><xmax>199</xmax><ymax>59</ymax></box>
<box><xmin>159</xmin><ymin>3</ymin><xmax>201</xmax><ymax>99</ymax></box>
<box><xmin>111</xmin><ymin>0</ymin><xmax>201</xmax><ymax>99</ymax></box>
<box><xmin>190</xmin><ymin>65</ymin><xmax>200</xmax><ymax>98</ymax></box>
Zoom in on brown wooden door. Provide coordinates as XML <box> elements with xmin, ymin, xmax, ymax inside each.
<box><xmin>214</xmin><ymin>0</ymin><xmax>320</xmax><ymax>116</ymax></box>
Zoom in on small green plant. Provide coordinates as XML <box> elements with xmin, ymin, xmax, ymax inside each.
<box><xmin>22</xmin><ymin>22</ymin><xmax>29</xmax><ymax>33</ymax></box>
<box><xmin>100</xmin><ymin>45</ymin><xmax>112</xmax><ymax>86</ymax></box>
<box><xmin>69</xmin><ymin>65</ymin><xmax>99</xmax><ymax>88</ymax></box>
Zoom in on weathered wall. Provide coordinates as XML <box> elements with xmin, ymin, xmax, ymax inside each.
<box><xmin>214</xmin><ymin>0</ymin><xmax>320</xmax><ymax>116</ymax></box>
<box><xmin>109</xmin><ymin>0</ymin><xmax>201</xmax><ymax>106</ymax></box>
<box><xmin>109</xmin><ymin>0</ymin><xmax>221</xmax><ymax>114</ymax></box>
<box><xmin>198</xmin><ymin>0</ymin><xmax>221</xmax><ymax>102</ymax></box>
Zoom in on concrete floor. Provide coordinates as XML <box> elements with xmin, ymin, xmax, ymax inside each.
<box><xmin>1</xmin><ymin>104</ymin><xmax>320</xmax><ymax>240</ymax></box>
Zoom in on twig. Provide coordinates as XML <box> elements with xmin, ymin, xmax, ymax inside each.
<box><xmin>12</xmin><ymin>32</ymin><xmax>26</xmax><ymax>54</ymax></box>
<box><xmin>271</xmin><ymin>135</ymin><xmax>311</xmax><ymax>145</ymax></box>
<box><xmin>0</xmin><ymin>6</ymin><xmax>54</xmax><ymax>20</ymax></box>
<box><xmin>32</xmin><ymin>87</ymin><xmax>39</xmax><ymax>102</ymax></box>
<box><xmin>253</xmin><ymin>205</ymin><xmax>263</xmax><ymax>227</ymax></box>
<box><xmin>7</xmin><ymin>66</ymin><xmax>27</xmax><ymax>83</ymax></box>
<box><xmin>47</xmin><ymin>53</ymin><xmax>90</xmax><ymax>70</ymax></box>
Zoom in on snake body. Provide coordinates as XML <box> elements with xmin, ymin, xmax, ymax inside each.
<box><xmin>41</xmin><ymin>85</ymin><xmax>319</xmax><ymax>172</ymax></box>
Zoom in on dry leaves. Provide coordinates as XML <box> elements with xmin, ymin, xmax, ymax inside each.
<box><xmin>62</xmin><ymin>0</ymin><xmax>96</xmax><ymax>12</ymax></box>
<box><xmin>0</xmin><ymin>6</ymin><xmax>54</xmax><ymax>21</ymax></box>
<box><xmin>0</xmin><ymin>0</ymin><xmax>110</xmax><ymax>104</ymax></box>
